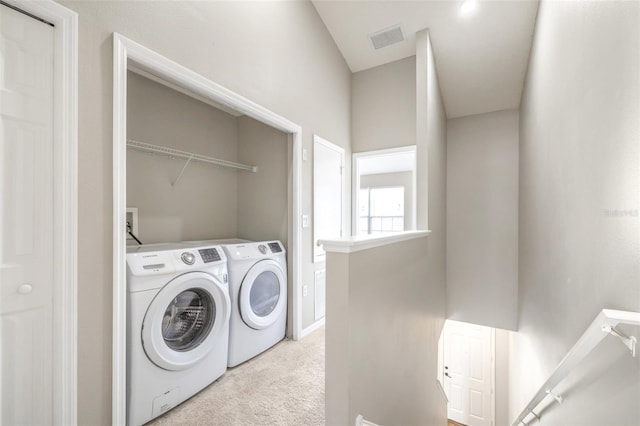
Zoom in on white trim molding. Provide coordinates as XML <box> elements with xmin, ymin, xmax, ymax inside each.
<box><xmin>301</xmin><ymin>317</ymin><xmax>326</xmax><ymax>339</ymax></box>
<box><xmin>319</xmin><ymin>230</ymin><xmax>430</xmax><ymax>254</ymax></box>
<box><xmin>3</xmin><ymin>1</ymin><xmax>79</xmax><ymax>424</ymax></box>
<box><xmin>313</xmin><ymin>134</ymin><xmax>346</xmax><ymax>262</ymax></box>
<box><xmin>112</xmin><ymin>33</ymin><xmax>304</xmax><ymax>425</ymax></box>
<box><xmin>355</xmin><ymin>414</ymin><xmax>380</xmax><ymax>426</ymax></box>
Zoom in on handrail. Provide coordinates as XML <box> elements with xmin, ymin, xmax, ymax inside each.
<box><xmin>512</xmin><ymin>309</ymin><xmax>640</xmax><ymax>425</ymax></box>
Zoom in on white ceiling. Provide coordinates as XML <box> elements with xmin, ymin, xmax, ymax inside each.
<box><xmin>312</xmin><ymin>0</ymin><xmax>539</xmax><ymax>118</ymax></box>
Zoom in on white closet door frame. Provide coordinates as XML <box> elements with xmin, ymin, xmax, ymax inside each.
<box><xmin>112</xmin><ymin>33</ymin><xmax>303</xmax><ymax>426</ymax></box>
<box><xmin>1</xmin><ymin>1</ymin><xmax>78</xmax><ymax>424</ymax></box>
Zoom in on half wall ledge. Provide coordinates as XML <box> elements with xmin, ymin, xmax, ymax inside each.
<box><xmin>319</xmin><ymin>230</ymin><xmax>431</xmax><ymax>254</ymax></box>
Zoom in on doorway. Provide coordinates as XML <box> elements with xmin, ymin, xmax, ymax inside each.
<box><xmin>0</xmin><ymin>1</ymin><xmax>77</xmax><ymax>424</ymax></box>
<box><xmin>112</xmin><ymin>33</ymin><xmax>303</xmax><ymax>424</ymax></box>
<box><xmin>439</xmin><ymin>320</ymin><xmax>495</xmax><ymax>426</ymax></box>
<box><xmin>313</xmin><ymin>135</ymin><xmax>345</xmax><ymax>261</ymax></box>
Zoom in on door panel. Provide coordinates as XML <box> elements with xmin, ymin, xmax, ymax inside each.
<box><xmin>1</xmin><ymin>5</ymin><xmax>54</xmax><ymax>424</ymax></box>
<box><xmin>444</xmin><ymin>321</ymin><xmax>494</xmax><ymax>426</ymax></box>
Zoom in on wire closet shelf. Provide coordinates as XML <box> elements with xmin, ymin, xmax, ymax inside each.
<box><xmin>126</xmin><ymin>139</ymin><xmax>258</xmax><ymax>173</ymax></box>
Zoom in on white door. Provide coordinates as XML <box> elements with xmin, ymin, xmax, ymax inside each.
<box><xmin>313</xmin><ymin>135</ymin><xmax>344</xmax><ymax>261</ymax></box>
<box><xmin>443</xmin><ymin>321</ymin><xmax>494</xmax><ymax>426</ymax></box>
<box><xmin>0</xmin><ymin>5</ymin><xmax>55</xmax><ymax>425</ymax></box>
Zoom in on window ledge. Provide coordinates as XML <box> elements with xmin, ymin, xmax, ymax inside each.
<box><xmin>318</xmin><ymin>230</ymin><xmax>431</xmax><ymax>254</ymax></box>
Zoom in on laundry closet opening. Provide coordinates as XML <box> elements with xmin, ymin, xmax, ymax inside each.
<box><xmin>113</xmin><ymin>34</ymin><xmax>306</xmax><ymax>424</ymax></box>
<box><xmin>126</xmin><ymin>71</ymin><xmax>288</xmax><ymax>246</ymax></box>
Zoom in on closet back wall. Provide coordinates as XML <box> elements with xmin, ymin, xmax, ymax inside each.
<box><xmin>127</xmin><ymin>72</ymin><xmax>240</xmax><ymax>243</ymax></box>
<box><xmin>237</xmin><ymin>116</ymin><xmax>288</xmax><ymax>246</ymax></box>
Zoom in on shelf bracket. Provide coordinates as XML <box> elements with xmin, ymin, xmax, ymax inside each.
<box><xmin>172</xmin><ymin>154</ymin><xmax>194</xmax><ymax>187</ymax></box>
<box><xmin>545</xmin><ymin>389</ymin><xmax>563</xmax><ymax>404</ymax></box>
<box><xmin>602</xmin><ymin>325</ymin><xmax>637</xmax><ymax>357</ymax></box>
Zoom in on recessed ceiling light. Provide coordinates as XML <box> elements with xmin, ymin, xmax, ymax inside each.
<box><xmin>460</xmin><ymin>0</ymin><xmax>478</xmax><ymax>16</ymax></box>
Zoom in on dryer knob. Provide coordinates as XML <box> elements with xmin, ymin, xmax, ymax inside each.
<box><xmin>181</xmin><ymin>252</ymin><xmax>196</xmax><ymax>265</ymax></box>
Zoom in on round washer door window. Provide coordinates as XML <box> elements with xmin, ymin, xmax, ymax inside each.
<box><xmin>143</xmin><ymin>272</ymin><xmax>230</xmax><ymax>371</ymax></box>
<box><xmin>162</xmin><ymin>288</ymin><xmax>214</xmax><ymax>351</ymax></box>
<box><xmin>239</xmin><ymin>259</ymin><xmax>286</xmax><ymax>330</ymax></box>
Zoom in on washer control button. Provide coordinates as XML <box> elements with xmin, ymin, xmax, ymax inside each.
<box><xmin>181</xmin><ymin>252</ymin><xmax>196</xmax><ymax>265</ymax></box>
<box><xmin>258</xmin><ymin>244</ymin><xmax>267</xmax><ymax>254</ymax></box>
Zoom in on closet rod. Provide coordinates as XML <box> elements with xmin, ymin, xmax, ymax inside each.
<box><xmin>126</xmin><ymin>139</ymin><xmax>257</xmax><ymax>173</ymax></box>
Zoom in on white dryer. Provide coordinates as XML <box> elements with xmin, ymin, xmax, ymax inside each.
<box><xmin>126</xmin><ymin>243</ymin><xmax>230</xmax><ymax>425</ymax></box>
<box><xmin>222</xmin><ymin>241</ymin><xmax>287</xmax><ymax>367</ymax></box>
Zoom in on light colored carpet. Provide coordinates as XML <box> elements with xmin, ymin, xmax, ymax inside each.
<box><xmin>149</xmin><ymin>327</ymin><xmax>325</xmax><ymax>426</ymax></box>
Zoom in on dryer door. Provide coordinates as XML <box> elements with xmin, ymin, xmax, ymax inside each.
<box><xmin>142</xmin><ymin>272</ymin><xmax>230</xmax><ymax>371</ymax></box>
<box><xmin>238</xmin><ymin>259</ymin><xmax>286</xmax><ymax>330</ymax></box>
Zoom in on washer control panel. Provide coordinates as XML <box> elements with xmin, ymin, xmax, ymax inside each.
<box><xmin>199</xmin><ymin>247</ymin><xmax>221</xmax><ymax>263</ymax></box>
<box><xmin>126</xmin><ymin>244</ymin><xmax>227</xmax><ymax>277</ymax></box>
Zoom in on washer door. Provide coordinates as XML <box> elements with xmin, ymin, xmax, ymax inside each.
<box><xmin>142</xmin><ymin>272</ymin><xmax>230</xmax><ymax>371</ymax></box>
<box><xmin>238</xmin><ymin>259</ymin><xmax>286</xmax><ymax>330</ymax></box>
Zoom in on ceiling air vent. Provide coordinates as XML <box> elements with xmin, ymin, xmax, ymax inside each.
<box><xmin>369</xmin><ymin>25</ymin><xmax>405</xmax><ymax>50</ymax></box>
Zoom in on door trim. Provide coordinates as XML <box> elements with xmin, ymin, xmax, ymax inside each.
<box><xmin>112</xmin><ymin>33</ymin><xmax>303</xmax><ymax>425</ymax></box>
<box><xmin>313</xmin><ymin>134</ymin><xmax>346</xmax><ymax>262</ymax></box>
<box><xmin>2</xmin><ymin>1</ymin><xmax>78</xmax><ymax>424</ymax></box>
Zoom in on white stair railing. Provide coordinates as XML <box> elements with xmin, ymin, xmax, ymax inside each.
<box><xmin>513</xmin><ymin>309</ymin><xmax>640</xmax><ymax>425</ymax></box>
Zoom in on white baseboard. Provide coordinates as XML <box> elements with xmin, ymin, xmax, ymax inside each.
<box><xmin>300</xmin><ymin>317</ymin><xmax>325</xmax><ymax>338</ymax></box>
<box><xmin>355</xmin><ymin>414</ymin><xmax>379</xmax><ymax>426</ymax></box>
<box><xmin>436</xmin><ymin>378</ymin><xmax>449</xmax><ymax>403</ymax></box>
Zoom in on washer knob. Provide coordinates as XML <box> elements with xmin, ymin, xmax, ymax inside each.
<box><xmin>258</xmin><ymin>244</ymin><xmax>267</xmax><ymax>254</ymax></box>
<box><xmin>181</xmin><ymin>252</ymin><xmax>196</xmax><ymax>265</ymax></box>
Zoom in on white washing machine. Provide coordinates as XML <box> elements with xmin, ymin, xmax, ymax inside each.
<box><xmin>126</xmin><ymin>243</ymin><xmax>231</xmax><ymax>425</ymax></box>
<box><xmin>222</xmin><ymin>241</ymin><xmax>287</xmax><ymax>367</ymax></box>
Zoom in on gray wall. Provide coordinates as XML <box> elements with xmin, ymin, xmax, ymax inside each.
<box><xmin>325</xmin><ymin>237</ymin><xmax>443</xmax><ymax>426</ymax></box>
<box><xmin>510</xmin><ymin>0</ymin><xmax>640</xmax><ymax>423</ymax></box>
<box><xmin>418</xmin><ymin>29</ymin><xmax>448</xmax><ymax>425</ymax></box>
<box><xmin>61</xmin><ymin>1</ymin><xmax>351</xmax><ymax>423</ymax></box>
<box><xmin>351</xmin><ymin>56</ymin><xmax>416</xmax><ymax>153</ymax></box>
<box><xmin>127</xmin><ymin>72</ymin><xmax>241</xmax><ymax>243</ymax></box>
<box><xmin>446</xmin><ymin>110</ymin><xmax>519</xmax><ymax>330</ymax></box>
<box><xmin>326</xmin><ymin>29</ymin><xmax>448</xmax><ymax>426</ymax></box>
<box><xmin>360</xmin><ymin>171</ymin><xmax>414</xmax><ymax>231</ymax></box>
<box><xmin>236</xmin><ymin>116</ymin><xmax>288</xmax><ymax>246</ymax></box>
<box><xmin>127</xmin><ymin>74</ymin><xmax>289</xmax><ymax>245</ymax></box>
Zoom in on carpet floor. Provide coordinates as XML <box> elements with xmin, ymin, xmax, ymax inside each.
<box><xmin>148</xmin><ymin>327</ymin><xmax>325</xmax><ymax>426</ymax></box>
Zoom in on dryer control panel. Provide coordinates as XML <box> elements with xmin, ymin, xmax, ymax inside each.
<box><xmin>224</xmin><ymin>241</ymin><xmax>286</xmax><ymax>261</ymax></box>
